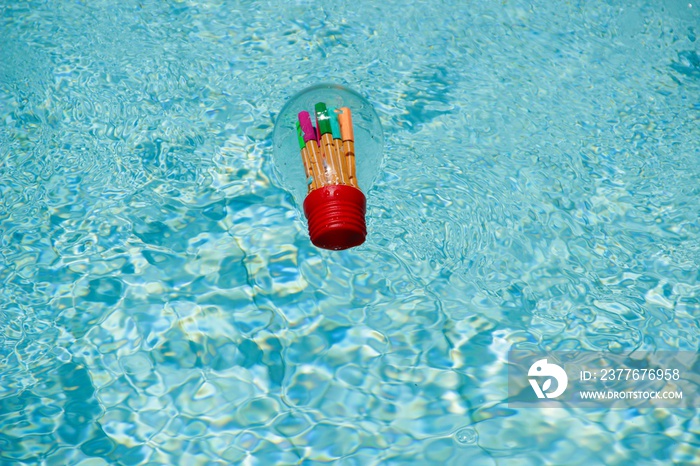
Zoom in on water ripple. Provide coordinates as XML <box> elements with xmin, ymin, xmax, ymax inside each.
<box><xmin>1</xmin><ymin>0</ymin><xmax>699</xmax><ymax>464</ymax></box>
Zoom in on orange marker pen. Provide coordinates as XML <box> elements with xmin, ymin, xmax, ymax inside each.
<box><xmin>337</xmin><ymin>107</ymin><xmax>358</xmax><ymax>189</ymax></box>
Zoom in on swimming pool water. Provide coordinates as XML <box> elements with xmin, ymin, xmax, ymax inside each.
<box><xmin>1</xmin><ymin>0</ymin><xmax>699</xmax><ymax>464</ymax></box>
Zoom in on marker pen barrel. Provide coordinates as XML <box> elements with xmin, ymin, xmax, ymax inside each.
<box><xmin>328</xmin><ymin>107</ymin><xmax>348</xmax><ymax>185</ymax></box>
<box><xmin>306</xmin><ymin>139</ymin><xmax>325</xmax><ymax>188</ymax></box>
<box><xmin>296</xmin><ymin>121</ymin><xmax>313</xmax><ymax>192</ymax></box>
<box><xmin>315</xmin><ymin>103</ymin><xmax>341</xmax><ymax>185</ymax></box>
<box><xmin>298</xmin><ymin>111</ymin><xmax>326</xmax><ymax>189</ymax></box>
<box><xmin>337</xmin><ymin>107</ymin><xmax>358</xmax><ymax>189</ymax></box>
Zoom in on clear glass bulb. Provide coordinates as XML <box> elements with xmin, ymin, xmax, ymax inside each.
<box><xmin>272</xmin><ymin>83</ymin><xmax>384</xmax><ymax>209</ymax></box>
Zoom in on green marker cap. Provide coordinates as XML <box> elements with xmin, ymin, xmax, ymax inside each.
<box><xmin>296</xmin><ymin>121</ymin><xmax>305</xmax><ymax>149</ymax></box>
<box><xmin>328</xmin><ymin>107</ymin><xmax>342</xmax><ymax>140</ymax></box>
<box><xmin>315</xmin><ymin>102</ymin><xmax>332</xmax><ymax>135</ymax></box>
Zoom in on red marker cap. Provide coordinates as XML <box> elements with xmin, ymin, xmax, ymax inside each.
<box><xmin>303</xmin><ymin>185</ymin><xmax>366</xmax><ymax>250</ymax></box>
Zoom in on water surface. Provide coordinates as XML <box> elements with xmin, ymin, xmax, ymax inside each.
<box><xmin>1</xmin><ymin>0</ymin><xmax>699</xmax><ymax>464</ymax></box>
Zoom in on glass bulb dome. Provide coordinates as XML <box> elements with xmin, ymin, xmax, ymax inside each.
<box><xmin>272</xmin><ymin>83</ymin><xmax>384</xmax><ymax>209</ymax></box>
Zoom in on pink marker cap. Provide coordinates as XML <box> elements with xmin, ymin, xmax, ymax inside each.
<box><xmin>298</xmin><ymin>111</ymin><xmax>317</xmax><ymax>143</ymax></box>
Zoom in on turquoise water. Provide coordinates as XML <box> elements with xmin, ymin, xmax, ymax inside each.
<box><xmin>1</xmin><ymin>0</ymin><xmax>699</xmax><ymax>464</ymax></box>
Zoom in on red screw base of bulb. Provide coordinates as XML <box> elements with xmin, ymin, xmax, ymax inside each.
<box><xmin>303</xmin><ymin>185</ymin><xmax>366</xmax><ymax>251</ymax></box>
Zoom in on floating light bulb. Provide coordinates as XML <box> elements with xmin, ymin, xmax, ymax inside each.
<box><xmin>272</xmin><ymin>84</ymin><xmax>384</xmax><ymax>250</ymax></box>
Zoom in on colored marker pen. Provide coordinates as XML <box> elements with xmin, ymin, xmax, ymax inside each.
<box><xmin>328</xmin><ymin>107</ymin><xmax>347</xmax><ymax>185</ymax></box>
<box><xmin>337</xmin><ymin>107</ymin><xmax>358</xmax><ymax>189</ymax></box>
<box><xmin>298</xmin><ymin>111</ymin><xmax>325</xmax><ymax>189</ymax></box>
<box><xmin>296</xmin><ymin>120</ymin><xmax>313</xmax><ymax>192</ymax></box>
<box><xmin>315</xmin><ymin>102</ymin><xmax>341</xmax><ymax>185</ymax></box>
